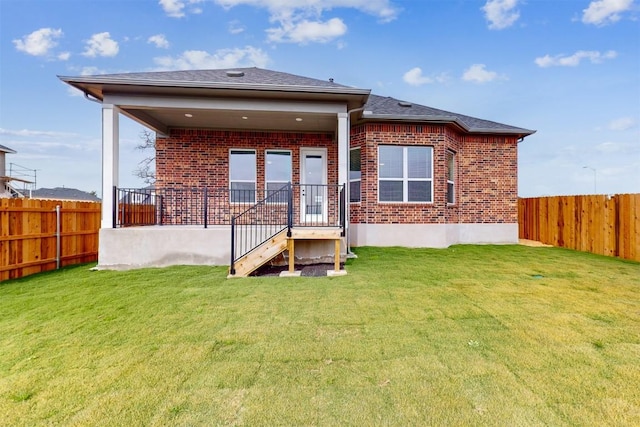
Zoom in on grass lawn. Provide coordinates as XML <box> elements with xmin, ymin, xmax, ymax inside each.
<box><xmin>1</xmin><ymin>245</ymin><xmax>639</xmax><ymax>426</ymax></box>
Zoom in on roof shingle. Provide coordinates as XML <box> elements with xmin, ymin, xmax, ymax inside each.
<box><xmin>80</xmin><ymin>67</ymin><xmax>348</xmax><ymax>89</ymax></box>
<box><xmin>363</xmin><ymin>94</ymin><xmax>534</xmax><ymax>135</ymax></box>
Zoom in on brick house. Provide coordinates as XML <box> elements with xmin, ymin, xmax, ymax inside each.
<box><xmin>60</xmin><ymin>68</ymin><xmax>534</xmax><ymax>275</ymax></box>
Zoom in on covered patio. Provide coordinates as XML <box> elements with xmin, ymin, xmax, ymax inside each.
<box><xmin>59</xmin><ymin>68</ymin><xmax>369</xmax><ymax>272</ymax></box>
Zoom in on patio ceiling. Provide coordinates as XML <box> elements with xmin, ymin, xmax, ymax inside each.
<box><xmin>119</xmin><ymin>106</ymin><xmax>340</xmax><ymax>134</ymax></box>
<box><xmin>60</xmin><ymin>76</ymin><xmax>370</xmax><ymax>136</ymax></box>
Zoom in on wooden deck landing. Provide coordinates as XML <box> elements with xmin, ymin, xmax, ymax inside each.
<box><xmin>229</xmin><ymin>227</ymin><xmax>345</xmax><ymax>278</ymax></box>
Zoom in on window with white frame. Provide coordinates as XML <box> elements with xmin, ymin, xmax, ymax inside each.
<box><xmin>447</xmin><ymin>150</ymin><xmax>455</xmax><ymax>204</ymax></box>
<box><xmin>229</xmin><ymin>149</ymin><xmax>256</xmax><ymax>203</ymax></box>
<box><xmin>378</xmin><ymin>145</ymin><xmax>432</xmax><ymax>202</ymax></box>
<box><xmin>266</xmin><ymin>150</ymin><xmax>291</xmax><ymax>202</ymax></box>
<box><xmin>350</xmin><ymin>148</ymin><xmax>361</xmax><ymax>202</ymax></box>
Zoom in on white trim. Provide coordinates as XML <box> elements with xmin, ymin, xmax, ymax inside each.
<box><xmin>446</xmin><ymin>149</ymin><xmax>456</xmax><ymax>205</ymax></box>
<box><xmin>229</xmin><ymin>148</ymin><xmax>256</xmax><ymax>203</ymax></box>
<box><xmin>349</xmin><ymin>147</ymin><xmax>361</xmax><ymax>203</ymax></box>
<box><xmin>300</xmin><ymin>147</ymin><xmax>328</xmax><ymax>222</ymax></box>
<box><xmin>103</xmin><ymin>94</ymin><xmax>349</xmax><ymax>115</ymax></box>
<box><xmin>378</xmin><ymin>145</ymin><xmax>433</xmax><ymax>203</ymax></box>
<box><xmin>265</xmin><ymin>149</ymin><xmax>292</xmax><ymax>202</ymax></box>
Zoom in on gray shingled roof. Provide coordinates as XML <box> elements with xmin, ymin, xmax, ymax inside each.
<box><xmin>61</xmin><ymin>67</ymin><xmax>533</xmax><ymax>136</ymax></box>
<box><xmin>0</xmin><ymin>144</ymin><xmax>16</xmax><ymax>154</ymax></box>
<box><xmin>31</xmin><ymin>187</ymin><xmax>101</xmax><ymax>201</ymax></box>
<box><xmin>68</xmin><ymin>67</ymin><xmax>350</xmax><ymax>90</ymax></box>
<box><xmin>363</xmin><ymin>94</ymin><xmax>534</xmax><ymax>135</ymax></box>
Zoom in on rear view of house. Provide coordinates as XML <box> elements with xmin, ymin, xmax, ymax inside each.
<box><xmin>60</xmin><ymin>68</ymin><xmax>534</xmax><ymax>275</ymax></box>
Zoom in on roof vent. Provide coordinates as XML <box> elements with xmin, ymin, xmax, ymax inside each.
<box><xmin>329</xmin><ymin>78</ymin><xmax>334</xmax><ymax>83</ymax></box>
<box><xmin>226</xmin><ymin>70</ymin><xmax>245</xmax><ymax>77</ymax></box>
<box><xmin>398</xmin><ymin>101</ymin><xmax>412</xmax><ymax>107</ymax></box>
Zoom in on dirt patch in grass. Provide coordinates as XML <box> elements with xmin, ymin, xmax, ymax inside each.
<box><xmin>252</xmin><ymin>263</ymin><xmax>344</xmax><ymax>277</ymax></box>
<box><xmin>519</xmin><ymin>238</ymin><xmax>553</xmax><ymax>247</ymax></box>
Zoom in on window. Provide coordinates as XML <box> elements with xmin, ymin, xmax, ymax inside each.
<box><xmin>447</xmin><ymin>150</ymin><xmax>455</xmax><ymax>204</ymax></box>
<box><xmin>266</xmin><ymin>150</ymin><xmax>291</xmax><ymax>202</ymax></box>
<box><xmin>229</xmin><ymin>149</ymin><xmax>256</xmax><ymax>203</ymax></box>
<box><xmin>378</xmin><ymin>145</ymin><xmax>432</xmax><ymax>202</ymax></box>
<box><xmin>349</xmin><ymin>148</ymin><xmax>361</xmax><ymax>202</ymax></box>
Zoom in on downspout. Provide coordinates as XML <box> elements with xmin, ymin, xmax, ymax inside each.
<box><xmin>345</xmin><ymin>106</ymin><xmax>367</xmax><ymax>257</ymax></box>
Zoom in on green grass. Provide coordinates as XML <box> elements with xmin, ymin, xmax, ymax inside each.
<box><xmin>1</xmin><ymin>245</ymin><xmax>639</xmax><ymax>426</ymax></box>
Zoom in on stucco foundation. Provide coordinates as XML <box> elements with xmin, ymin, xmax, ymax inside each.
<box><xmin>97</xmin><ymin>226</ymin><xmax>231</xmax><ymax>270</ymax></box>
<box><xmin>349</xmin><ymin>223</ymin><xmax>519</xmax><ymax>248</ymax></box>
<box><xmin>98</xmin><ymin>226</ymin><xmax>346</xmax><ymax>270</ymax></box>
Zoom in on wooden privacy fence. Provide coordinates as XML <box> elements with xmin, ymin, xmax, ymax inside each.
<box><xmin>0</xmin><ymin>198</ymin><xmax>101</xmax><ymax>281</ymax></box>
<box><xmin>519</xmin><ymin>194</ymin><xmax>639</xmax><ymax>262</ymax></box>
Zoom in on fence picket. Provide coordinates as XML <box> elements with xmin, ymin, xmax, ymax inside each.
<box><xmin>519</xmin><ymin>194</ymin><xmax>640</xmax><ymax>262</ymax></box>
<box><xmin>0</xmin><ymin>198</ymin><xmax>101</xmax><ymax>281</ymax></box>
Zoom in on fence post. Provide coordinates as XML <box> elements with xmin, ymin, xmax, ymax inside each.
<box><xmin>203</xmin><ymin>187</ymin><xmax>208</xmax><ymax>229</ymax></box>
<box><xmin>56</xmin><ymin>204</ymin><xmax>61</xmax><ymax>269</ymax></box>
<box><xmin>112</xmin><ymin>186</ymin><xmax>117</xmax><ymax>228</ymax></box>
<box><xmin>339</xmin><ymin>184</ymin><xmax>345</xmax><ymax>236</ymax></box>
<box><xmin>287</xmin><ymin>182</ymin><xmax>293</xmax><ymax>237</ymax></box>
<box><xmin>230</xmin><ymin>216</ymin><xmax>236</xmax><ymax>275</ymax></box>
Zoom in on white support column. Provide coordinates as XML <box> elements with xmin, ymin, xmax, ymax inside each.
<box><xmin>337</xmin><ymin>112</ymin><xmax>349</xmax><ymax>242</ymax></box>
<box><xmin>337</xmin><ymin>113</ymin><xmax>348</xmax><ymax>186</ymax></box>
<box><xmin>101</xmin><ymin>104</ymin><xmax>120</xmax><ymax>229</ymax></box>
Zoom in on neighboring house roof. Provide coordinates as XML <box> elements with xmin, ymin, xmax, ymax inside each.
<box><xmin>0</xmin><ymin>144</ymin><xmax>16</xmax><ymax>154</ymax></box>
<box><xmin>31</xmin><ymin>187</ymin><xmax>101</xmax><ymax>201</ymax></box>
<box><xmin>362</xmin><ymin>94</ymin><xmax>535</xmax><ymax>138</ymax></box>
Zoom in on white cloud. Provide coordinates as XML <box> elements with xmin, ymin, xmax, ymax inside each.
<box><xmin>148</xmin><ymin>34</ymin><xmax>170</xmax><ymax>49</ymax></box>
<box><xmin>482</xmin><ymin>0</ymin><xmax>520</xmax><ymax>30</ymax></box>
<box><xmin>402</xmin><ymin>67</ymin><xmax>448</xmax><ymax>86</ymax></box>
<box><xmin>582</xmin><ymin>0</ymin><xmax>634</xmax><ymax>26</ymax></box>
<box><xmin>13</xmin><ymin>28</ymin><xmax>63</xmax><ymax>57</ymax></box>
<box><xmin>229</xmin><ymin>20</ymin><xmax>245</xmax><ymax>34</ymax></box>
<box><xmin>535</xmin><ymin>50</ymin><xmax>617</xmax><ymax>67</ymax></box>
<box><xmin>57</xmin><ymin>51</ymin><xmax>71</xmax><ymax>61</ymax></box>
<box><xmin>608</xmin><ymin>116</ymin><xmax>637</xmax><ymax>131</ymax></box>
<box><xmin>153</xmin><ymin>46</ymin><xmax>270</xmax><ymax>70</ymax></box>
<box><xmin>0</xmin><ymin>128</ymin><xmax>79</xmax><ymax>138</ymax></box>
<box><xmin>462</xmin><ymin>64</ymin><xmax>503</xmax><ymax>83</ymax></box>
<box><xmin>159</xmin><ymin>0</ymin><xmax>204</xmax><ymax>18</ymax></box>
<box><xmin>83</xmin><ymin>32</ymin><xmax>119</xmax><ymax>57</ymax></box>
<box><xmin>267</xmin><ymin>17</ymin><xmax>347</xmax><ymax>43</ymax></box>
<box><xmin>214</xmin><ymin>0</ymin><xmax>399</xmax><ymax>22</ymax></box>
<box><xmin>212</xmin><ymin>0</ymin><xmax>399</xmax><ymax>44</ymax></box>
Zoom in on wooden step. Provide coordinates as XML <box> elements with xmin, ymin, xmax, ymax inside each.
<box><xmin>229</xmin><ymin>230</ymin><xmax>288</xmax><ymax>277</ymax></box>
<box><xmin>290</xmin><ymin>227</ymin><xmax>342</xmax><ymax>240</ymax></box>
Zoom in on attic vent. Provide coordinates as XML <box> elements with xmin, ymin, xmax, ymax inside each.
<box><xmin>398</xmin><ymin>101</ymin><xmax>412</xmax><ymax>107</ymax></box>
<box><xmin>226</xmin><ymin>70</ymin><xmax>245</xmax><ymax>77</ymax></box>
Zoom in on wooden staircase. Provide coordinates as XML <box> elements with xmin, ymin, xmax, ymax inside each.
<box><xmin>228</xmin><ymin>229</ymin><xmax>289</xmax><ymax>277</ymax></box>
<box><xmin>228</xmin><ymin>227</ymin><xmax>345</xmax><ymax>278</ymax></box>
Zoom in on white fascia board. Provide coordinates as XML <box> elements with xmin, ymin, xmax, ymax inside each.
<box><xmin>103</xmin><ymin>94</ymin><xmax>348</xmax><ymax>114</ymax></box>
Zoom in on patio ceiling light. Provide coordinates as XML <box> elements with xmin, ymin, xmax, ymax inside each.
<box><xmin>242</xmin><ymin>116</ymin><xmax>248</xmax><ymax>120</ymax></box>
<box><xmin>184</xmin><ymin>113</ymin><xmax>193</xmax><ymax>118</ymax></box>
<box><xmin>295</xmin><ymin>117</ymin><xmax>303</xmax><ymax>122</ymax></box>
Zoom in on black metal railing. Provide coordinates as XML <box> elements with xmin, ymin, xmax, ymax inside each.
<box><xmin>229</xmin><ymin>183</ymin><xmax>345</xmax><ymax>274</ymax></box>
<box><xmin>229</xmin><ymin>184</ymin><xmax>292</xmax><ymax>275</ymax></box>
<box><xmin>116</xmin><ymin>184</ymin><xmax>345</xmax><ymax>273</ymax></box>
<box><xmin>116</xmin><ymin>184</ymin><xmax>345</xmax><ymax>230</ymax></box>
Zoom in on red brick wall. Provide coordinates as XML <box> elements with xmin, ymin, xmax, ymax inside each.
<box><xmin>349</xmin><ymin>123</ymin><xmax>518</xmax><ymax>225</ymax></box>
<box><xmin>156</xmin><ymin>128</ymin><xmax>337</xmax><ymax>189</ymax></box>
<box><xmin>155</xmin><ymin>125</ymin><xmax>518</xmax><ymax>226</ymax></box>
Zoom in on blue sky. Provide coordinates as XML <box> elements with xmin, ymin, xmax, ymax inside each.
<box><xmin>1</xmin><ymin>0</ymin><xmax>638</xmax><ymax>197</ymax></box>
